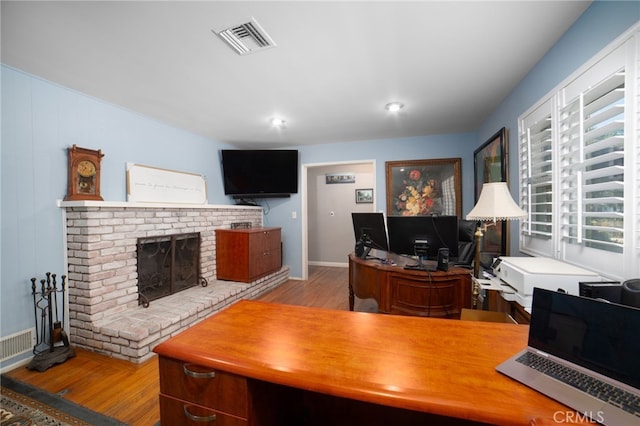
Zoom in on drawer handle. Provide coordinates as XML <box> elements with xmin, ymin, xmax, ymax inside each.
<box><xmin>183</xmin><ymin>363</ymin><xmax>216</xmax><ymax>379</ymax></box>
<box><xmin>183</xmin><ymin>405</ymin><xmax>217</xmax><ymax>423</ymax></box>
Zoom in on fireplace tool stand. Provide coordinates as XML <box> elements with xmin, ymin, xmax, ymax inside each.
<box><xmin>27</xmin><ymin>272</ymin><xmax>76</xmax><ymax>372</ymax></box>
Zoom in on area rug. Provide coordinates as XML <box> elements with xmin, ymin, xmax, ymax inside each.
<box><xmin>1</xmin><ymin>375</ymin><xmax>126</xmax><ymax>426</ymax></box>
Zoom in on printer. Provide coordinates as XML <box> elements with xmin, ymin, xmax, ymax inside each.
<box><xmin>492</xmin><ymin>257</ymin><xmax>601</xmax><ymax>310</ymax></box>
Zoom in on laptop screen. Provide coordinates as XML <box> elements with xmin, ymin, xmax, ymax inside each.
<box><xmin>529</xmin><ymin>288</ymin><xmax>640</xmax><ymax>390</ymax></box>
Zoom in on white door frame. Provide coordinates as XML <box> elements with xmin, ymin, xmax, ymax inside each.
<box><xmin>301</xmin><ymin>159</ymin><xmax>377</xmax><ymax>280</ymax></box>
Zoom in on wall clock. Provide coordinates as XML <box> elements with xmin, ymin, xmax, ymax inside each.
<box><xmin>64</xmin><ymin>144</ymin><xmax>104</xmax><ymax>201</ymax></box>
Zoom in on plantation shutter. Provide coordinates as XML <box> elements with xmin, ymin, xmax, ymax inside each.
<box><xmin>557</xmin><ymin>41</ymin><xmax>629</xmax><ymax>273</ymax></box>
<box><xmin>519</xmin><ymin>99</ymin><xmax>554</xmax><ymax>257</ymax></box>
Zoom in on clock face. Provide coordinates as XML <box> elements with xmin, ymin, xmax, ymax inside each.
<box><xmin>77</xmin><ymin>160</ymin><xmax>97</xmax><ymax>177</ymax></box>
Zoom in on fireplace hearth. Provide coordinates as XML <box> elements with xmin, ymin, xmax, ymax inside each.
<box><xmin>137</xmin><ymin>232</ymin><xmax>207</xmax><ymax>307</ymax></box>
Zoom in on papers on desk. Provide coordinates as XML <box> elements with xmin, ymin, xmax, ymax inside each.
<box><xmin>476</xmin><ymin>276</ymin><xmax>533</xmax><ymax>314</ymax></box>
<box><xmin>476</xmin><ymin>276</ymin><xmax>511</xmax><ymax>292</ymax></box>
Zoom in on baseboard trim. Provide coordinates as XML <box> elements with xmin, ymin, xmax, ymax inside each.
<box><xmin>308</xmin><ymin>261</ymin><xmax>348</xmax><ymax>268</ymax></box>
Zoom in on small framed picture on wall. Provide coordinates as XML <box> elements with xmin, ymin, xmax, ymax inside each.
<box><xmin>355</xmin><ymin>188</ymin><xmax>373</xmax><ymax>204</ymax></box>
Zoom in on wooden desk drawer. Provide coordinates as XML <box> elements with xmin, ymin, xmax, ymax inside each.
<box><xmin>159</xmin><ymin>356</ymin><xmax>248</xmax><ymax>418</ymax></box>
<box><xmin>159</xmin><ymin>394</ymin><xmax>247</xmax><ymax>426</ymax></box>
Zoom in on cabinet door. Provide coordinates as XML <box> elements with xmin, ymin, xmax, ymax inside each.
<box><xmin>248</xmin><ymin>229</ymin><xmax>281</xmax><ymax>280</ymax></box>
<box><xmin>215</xmin><ymin>230</ymin><xmax>250</xmax><ymax>281</ymax></box>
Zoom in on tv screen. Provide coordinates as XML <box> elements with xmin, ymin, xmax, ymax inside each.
<box><xmin>221</xmin><ymin>150</ymin><xmax>298</xmax><ymax>198</ymax></box>
<box><xmin>387</xmin><ymin>215</ymin><xmax>459</xmax><ymax>259</ymax></box>
<box><xmin>351</xmin><ymin>212</ymin><xmax>389</xmax><ymax>252</ymax></box>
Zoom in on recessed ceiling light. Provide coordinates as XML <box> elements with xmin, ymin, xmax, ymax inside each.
<box><xmin>270</xmin><ymin>118</ymin><xmax>286</xmax><ymax>127</ymax></box>
<box><xmin>385</xmin><ymin>102</ymin><xmax>404</xmax><ymax>112</ymax></box>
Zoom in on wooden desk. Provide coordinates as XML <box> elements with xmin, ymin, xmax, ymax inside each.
<box><xmin>349</xmin><ymin>251</ymin><xmax>472</xmax><ymax>318</ymax></box>
<box><xmin>154</xmin><ymin>300</ymin><xmax>576</xmax><ymax>425</ymax></box>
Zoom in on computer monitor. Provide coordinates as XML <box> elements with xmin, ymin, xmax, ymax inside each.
<box><xmin>351</xmin><ymin>212</ymin><xmax>389</xmax><ymax>252</ymax></box>
<box><xmin>386</xmin><ymin>215</ymin><xmax>459</xmax><ymax>259</ymax></box>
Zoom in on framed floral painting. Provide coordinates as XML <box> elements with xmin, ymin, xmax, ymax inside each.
<box><xmin>385</xmin><ymin>158</ymin><xmax>462</xmax><ymax>217</ymax></box>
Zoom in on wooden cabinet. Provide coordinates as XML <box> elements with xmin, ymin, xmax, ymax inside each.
<box><xmin>158</xmin><ymin>356</ymin><xmax>248</xmax><ymax>425</ymax></box>
<box><xmin>215</xmin><ymin>227</ymin><xmax>281</xmax><ymax>282</ymax></box>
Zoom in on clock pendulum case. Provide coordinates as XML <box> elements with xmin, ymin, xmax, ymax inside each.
<box><xmin>64</xmin><ymin>144</ymin><xmax>104</xmax><ymax>201</ymax></box>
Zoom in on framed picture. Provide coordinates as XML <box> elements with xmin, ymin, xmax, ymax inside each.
<box><xmin>325</xmin><ymin>173</ymin><xmax>355</xmax><ymax>184</ymax></box>
<box><xmin>385</xmin><ymin>158</ymin><xmax>461</xmax><ymax>217</ymax></box>
<box><xmin>474</xmin><ymin>127</ymin><xmax>508</xmax><ymax>266</ymax></box>
<box><xmin>355</xmin><ymin>188</ymin><xmax>373</xmax><ymax>204</ymax></box>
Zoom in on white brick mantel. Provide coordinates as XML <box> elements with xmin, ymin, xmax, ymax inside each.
<box><xmin>58</xmin><ymin>201</ymin><xmax>288</xmax><ymax>362</ymax></box>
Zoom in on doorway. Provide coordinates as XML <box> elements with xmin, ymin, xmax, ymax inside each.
<box><xmin>301</xmin><ymin>160</ymin><xmax>376</xmax><ymax>280</ymax></box>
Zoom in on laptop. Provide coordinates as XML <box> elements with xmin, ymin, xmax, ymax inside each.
<box><xmin>496</xmin><ymin>287</ymin><xmax>640</xmax><ymax>425</ymax></box>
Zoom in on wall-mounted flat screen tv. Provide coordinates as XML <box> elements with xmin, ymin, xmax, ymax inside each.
<box><xmin>220</xmin><ymin>149</ymin><xmax>299</xmax><ymax>198</ymax></box>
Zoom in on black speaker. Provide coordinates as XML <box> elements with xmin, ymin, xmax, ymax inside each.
<box><xmin>621</xmin><ymin>279</ymin><xmax>640</xmax><ymax>308</ymax></box>
<box><xmin>355</xmin><ymin>238</ymin><xmax>371</xmax><ymax>259</ymax></box>
<box><xmin>437</xmin><ymin>248</ymin><xmax>449</xmax><ymax>271</ymax></box>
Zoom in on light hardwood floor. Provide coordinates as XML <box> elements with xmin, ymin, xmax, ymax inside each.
<box><xmin>4</xmin><ymin>265</ymin><xmax>374</xmax><ymax>426</ymax></box>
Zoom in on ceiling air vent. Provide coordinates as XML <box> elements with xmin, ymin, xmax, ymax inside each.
<box><xmin>214</xmin><ymin>17</ymin><xmax>276</xmax><ymax>56</ymax></box>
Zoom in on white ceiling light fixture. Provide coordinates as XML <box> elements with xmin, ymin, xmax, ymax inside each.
<box><xmin>385</xmin><ymin>102</ymin><xmax>404</xmax><ymax>112</ymax></box>
<box><xmin>270</xmin><ymin>118</ymin><xmax>286</xmax><ymax>127</ymax></box>
<box><xmin>214</xmin><ymin>17</ymin><xmax>276</xmax><ymax>56</ymax></box>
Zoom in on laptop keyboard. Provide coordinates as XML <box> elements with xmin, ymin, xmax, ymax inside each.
<box><xmin>516</xmin><ymin>351</ymin><xmax>640</xmax><ymax>418</ymax></box>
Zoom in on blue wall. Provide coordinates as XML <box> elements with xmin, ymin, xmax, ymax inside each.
<box><xmin>2</xmin><ymin>1</ymin><xmax>638</xmax><ymax>368</ymax></box>
<box><xmin>1</xmin><ymin>68</ymin><xmax>234</xmax><ymax>368</ymax></box>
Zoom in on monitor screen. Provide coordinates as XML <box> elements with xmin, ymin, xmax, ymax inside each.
<box><xmin>351</xmin><ymin>213</ymin><xmax>389</xmax><ymax>251</ymax></box>
<box><xmin>386</xmin><ymin>215</ymin><xmax>458</xmax><ymax>259</ymax></box>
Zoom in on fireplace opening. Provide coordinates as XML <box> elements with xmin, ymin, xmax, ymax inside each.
<box><xmin>136</xmin><ymin>232</ymin><xmax>206</xmax><ymax>307</ymax></box>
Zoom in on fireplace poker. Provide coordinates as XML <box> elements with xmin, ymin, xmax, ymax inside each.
<box><xmin>46</xmin><ymin>276</ymin><xmax>54</xmax><ymax>352</ymax></box>
<box><xmin>51</xmin><ymin>273</ymin><xmax>63</xmax><ymax>344</ymax></box>
<box><xmin>60</xmin><ymin>275</ymin><xmax>69</xmax><ymax>346</ymax></box>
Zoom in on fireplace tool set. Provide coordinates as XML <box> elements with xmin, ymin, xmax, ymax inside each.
<box><xmin>27</xmin><ymin>272</ymin><xmax>76</xmax><ymax>371</ymax></box>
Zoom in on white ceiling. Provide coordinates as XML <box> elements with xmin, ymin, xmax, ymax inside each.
<box><xmin>1</xmin><ymin>1</ymin><xmax>591</xmax><ymax>148</ymax></box>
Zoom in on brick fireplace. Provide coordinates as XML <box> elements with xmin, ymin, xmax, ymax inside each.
<box><xmin>60</xmin><ymin>201</ymin><xmax>289</xmax><ymax>362</ymax></box>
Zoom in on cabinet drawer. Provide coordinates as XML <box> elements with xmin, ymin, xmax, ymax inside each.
<box><xmin>248</xmin><ymin>246</ymin><xmax>281</xmax><ymax>278</ymax></box>
<box><xmin>159</xmin><ymin>357</ymin><xmax>248</xmax><ymax>418</ymax></box>
<box><xmin>159</xmin><ymin>394</ymin><xmax>247</xmax><ymax>426</ymax></box>
<box><xmin>248</xmin><ymin>230</ymin><xmax>280</xmax><ymax>255</ymax></box>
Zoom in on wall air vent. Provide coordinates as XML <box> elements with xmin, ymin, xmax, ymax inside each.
<box><xmin>214</xmin><ymin>17</ymin><xmax>276</xmax><ymax>56</ymax></box>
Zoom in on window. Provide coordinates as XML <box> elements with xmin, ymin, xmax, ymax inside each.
<box><xmin>518</xmin><ymin>24</ymin><xmax>639</xmax><ymax>280</ymax></box>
